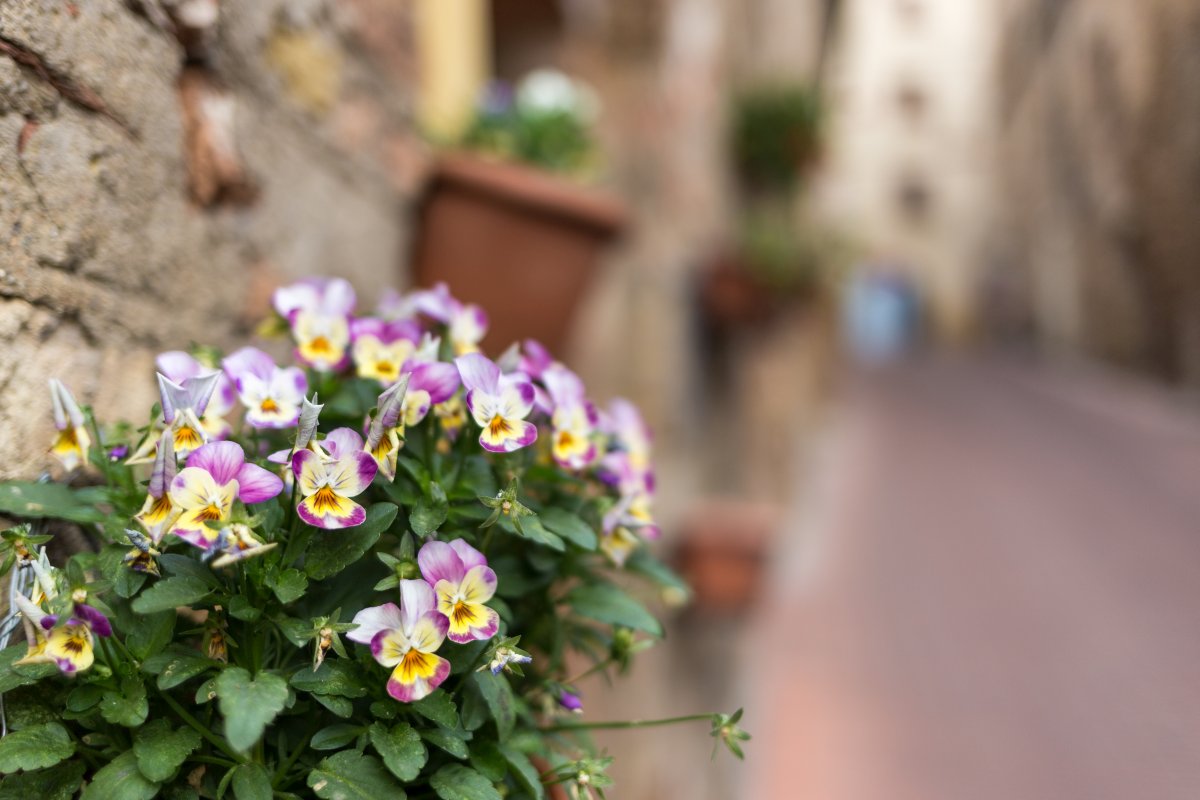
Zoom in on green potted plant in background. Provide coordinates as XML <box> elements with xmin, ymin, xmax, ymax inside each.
<box><xmin>0</xmin><ymin>278</ymin><xmax>745</xmax><ymax>799</ymax></box>
<box><xmin>414</xmin><ymin>70</ymin><xmax>627</xmax><ymax>357</ymax></box>
<box><xmin>701</xmin><ymin>83</ymin><xmax>824</xmax><ymax>329</ymax></box>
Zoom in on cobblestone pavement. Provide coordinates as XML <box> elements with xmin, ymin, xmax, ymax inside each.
<box><xmin>742</xmin><ymin>356</ymin><xmax>1200</xmax><ymax>800</ymax></box>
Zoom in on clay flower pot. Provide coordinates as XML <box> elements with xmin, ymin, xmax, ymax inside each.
<box><xmin>412</xmin><ymin>153</ymin><xmax>626</xmax><ymax>354</ymax></box>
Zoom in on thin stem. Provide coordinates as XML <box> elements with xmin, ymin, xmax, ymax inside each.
<box><xmin>562</xmin><ymin>658</ymin><xmax>611</xmax><ymax>686</ymax></box>
<box><xmin>160</xmin><ymin>691</ymin><xmax>247</xmax><ymax>764</ymax></box>
<box><xmin>542</xmin><ymin>713</ymin><xmax>715</xmax><ymax>733</ymax></box>
<box><xmin>272</xmin><ymin>730</ymin><xmax>312</xmax><ymax>788</ymax></box>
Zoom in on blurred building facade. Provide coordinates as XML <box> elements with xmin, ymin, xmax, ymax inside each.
<box><xmin>989</xmin><ymin>0</ymin><xmax>1200</xmax><ymax>386</ymax></box>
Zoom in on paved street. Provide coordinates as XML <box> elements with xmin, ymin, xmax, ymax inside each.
<box><xmin>743</xmin><ymin>357</ymin><xmax>1200</xmax><ymax>799</ymax></box>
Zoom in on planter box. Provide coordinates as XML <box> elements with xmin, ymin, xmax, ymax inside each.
<box><xmin>412</xmin><ymin>154</ymin><xmax>627</xmax><ymax>354</ymax></box>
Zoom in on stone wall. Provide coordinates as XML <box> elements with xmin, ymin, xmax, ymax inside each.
<box><xmin>990</xmin><ymin>0</ymin><xmax>1200</xmax><ymax>384</ymax></box>
<box><xmin>0</xmin><ymin>0</ymin><xmax>422</xmax><ymax>479</ymax></box>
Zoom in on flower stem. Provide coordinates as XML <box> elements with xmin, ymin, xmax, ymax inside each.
<box><xmin>542</xmin><ymin>712</ymin><xmax>715</xmax><ymax>733</ymax></box>
<box><xmin>160</xmin><ymin>691</ymin><xmax>247</xmax><ymax>763</ymax></box>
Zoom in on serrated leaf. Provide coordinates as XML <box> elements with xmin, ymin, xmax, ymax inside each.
<box><xmin>0</xmin><ymin>722</ymin><xmax>74</xmax><ymax>773</ymax></box>
<box><xmin>143</xmin><ymin>648</ymin><xmax>214</xmax><ymax>690</ymax></box>
<box><xmin>420</xmin><ymin>728</ymin><xmax>470</xmax><ymax>759</ymax></box>
<box><xmin>126</xmin><ymin>609</ymin><xmax>176</xmax><ymax>660</ymax></box>
<box><xmin>307</xmin><ymin>750</ymin><xmax>405</xmax><ymax>800</ymax></box>
<box><xmin>430</xmin><ymin>764</ymin><xmax>502</xmax><ymax>800</ymax></box>
<box><xmin>268</xmin><ymin>568</ymin><xmax>309</xmax><ymax>603</ymax></box>
<box><xmin>228</xmin><ymin>594</ymin><xmax>262</xmax><ymax>621</ymax></box>
<box><xmin>566</xmin><ymin>583</ymin><xmax>663</xmax><ymax>635</ymax></box>
<box><xmin>80</xmin><ymin>750</ymin><xmax>159</xmax><ymax>800</ymax></box>
<box><xmin>231</xmin><ymin>763</ymin><xmax>273</xmax><ymax>800</ymax></box>
<box><xmin>410</xmin><ymin>483</ymin><xmax>448</xmax><ymax>536</ymax></box>
<box><xmin>0</xmin><ymin>644</ymin><xmax>56</xmax><ymax>693</ymax></box>
<box><xmin>311</xmin><ymin>724</ymin><xmax>364</xmax><ymax>751</ymax></box>
<box><xmin>411</xmin><ymin>691</ymin><xmax>459</xmax><ymax>729</ymax></box>
<box><xmin>215</xmin><ymin>668</ymin><xmax>289</xmax><ymax>753</ymax></box>
<box><xmin>500</xmin><ymin>745</ymin><xmax>545</xmax><ymax>800</ymax></box>
<box><xmin>291</xmin><ymin>661</ymin><xmax>368</xmax><ymax>699</ymax></box>
<box><xmin>369</xmin><ymin>722</ymin><xmax>427</xmax><ymax>782</ymax></box>
<box><xmin>472</xmin><ymin>672</ymin><xmax>515</xmax><ymax>740</ymax></box>
<box><xmin>131</xmin><ymin>576</ymin><xmax>212</xmax><ymax>614</ymax></box>
<box><xmin>537</xmin><ymin>508</ymin><xmax>597</xmax><ymax>550</ymax></box>
<box><xmin>100</xmin><ymin>676</ymin><xmax>149</xmax><ymax>727</ymax></box>
<box><xmin>133</xmin><ymin>719</ymin><xmax>201</xmax><ymax>782</ymax></box>
<box><xmin>305</xmin><ymin>503</ymin><xmax>398</xmax><ymax>580</ymax></box>
<box><xmin>0</xmin><ymin>758</ymin><xmax>84</xmax><ymax>800</ymax></box>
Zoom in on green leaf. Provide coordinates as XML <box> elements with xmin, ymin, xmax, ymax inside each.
<box><xmin>291</xmin><ymin>661</ymin><xmax>369</xmax><ymax>699</ymax></box>
<box><xmin>626</xmin><ymin>547</ymin><xmax>691</xmax><ymax>597</ymax></box>
<box><xmin>0</xmin><ymin>644</ymin><xmax>56</xmax><ymax>693</ymax></box>
<box><xmin>306</xmin><ymin>503</ymin><xmax>398</xmax><ymax>580</ymax></box>
<box><xmin>100</xmin><ymin>676</ymin><xmax>149</xmax><ymax>727</ymax></box>
<box><xmin>98</xmin><ymin>544</ymin><xmax>148</xmax><ymax>598</ymax></box>
<box><xmin>411</xmin><ymin>691</ymin><xmax>459</xmax><ymax>729</ymax></box>
<box><xmin>80</xmin><ymin>750</ymin><xmax>160</xmax><ymax>800</ymax></box>
<box><xmin>307</xmin><ymin>751</ymin><xmax>405</xmax><ymax>800</ymax></box>
<box><xmin>133</xmin><ymin>719</ymin><xmax>201</xmax><ymax>782</ymax></box>
<box><xmin>159</xmin><ymin>554</ymin><xmax>220</xmax><ymax>586</ymax></box>
<box><xmin>66</xmin><ymin>683</ymin><xmax>105</xmax><ymax>712</ymax></box>
<box><xmin>0</xmin><ymin>759</ymin><xmax>84</xmax><ymax>800</ymax></box>
<box><xmin>369</xmin><ymin>722</ymin><xmax>427</xmax><ymax>782</ymax></box>
<box><xmin>228</xmin><ymin>594</ymin><xmax>262</xmax><ymax>621</ymax></box>
<box><xmin>454</xmin><ymin>456</ymin><xmax>497</xmax><ymax>498</ymax></box>
<box><xmin>231</xmin><ymin>763</ymin><xmax>273</xmax><ymax>800</ymax></box>
<box><xmin>130</xmin><ymin>576</ymin><xmax>212</xmax><ymax>614</ymax></box>
<box><xmin>268</xmin><ymin>568</ymin><xmax>309</xmax><ymax>603</ymax></box>
<box><xmin>143</xmin><ymin>647</ymin><xmax>214</xmax><ymax>690</ymax></box>
<box><xmin>311</xmin><ymin>724</ymin><xmax>364</xmax><ymax>751</ymax></box>
<box><xmin>566</xmin><ymin>583</ymin><xmax>663</xmax><ymax>635</ymax></box>
<box><xmin>0</xmin><ymin>482</ymin><xmax>107</xmax><ymax>523</ymax></box>
<box><xmin>410</xmin><ymin>483</ymin><xmax>448</xmax><ymax>536</ymax></box>
<box><xmin>507</xmin><ymin>516</ymin><xmax>564</xmax><ymax>551</ymax></box>
<box><xmin>0</xmin><ymin>722</ymin><xmax>74</xmax><ymax>773</ymax></box>
<box><xmin>313</xmin><ymin>693</ymin><xmax>354</xmax><ymax>718</ymax></box>
<box><xmin>500</xmin><ymin>746</ymin><xmax>545</xmax><ymax>800</ymax></box>
<box><xmin>215</xmin><ymin>668</ymin><xmax>289</xmax><ymax>753</ymax></box>
<box><xmin>472</xmin><ymin>672</ymin><xmax>515</xmax><ymax>740</ymax></box>
<box><xmin>126</xmin><ymin>609</ymin><xmax>176</xmax><ymax>660</ymax></box>
<box><xmin>420</xmin><ymin>729</ymin><xmax>470</xmax><ymax>759</ymax></box>
<box><xmin>430</xmin><ymin>764</ymin><xmax>502</xmax><ymax>800</ymax></box>
<box><xmin>275</xmin><ymin>616</ymin><xmax>312</xmax><ymax>647</ymax></box>
<box><xmin>468</xmin><ymin>741</ymin><xmax>507</xmax><ymax>782</ymax></box>
<box><xmin>538</xmin><ymin>508</ymin><xmax>597</xmax><ymax>551</ymax></box>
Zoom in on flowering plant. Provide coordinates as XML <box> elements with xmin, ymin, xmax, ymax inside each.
<box><xmin>0</xmin><ymin>279</ymin><xmax>746</xmax><ymax>799</ymax></box>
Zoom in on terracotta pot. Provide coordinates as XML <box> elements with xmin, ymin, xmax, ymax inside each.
<box><xmin>675</xmin><ymin>500</ymin><xmax>778</xmax><ymax>614</ymax></box>
<box><xmin>412</xmin><ymin>153</ymin><xmax>626</xmax><ymax>354</ymax></box>
<box><xmin>698</xmin><ymin>254</ymin><xmax>776</xmax><ymax>331</ymax></box>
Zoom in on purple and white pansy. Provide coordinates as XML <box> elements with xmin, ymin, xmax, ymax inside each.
<box><xmin>456</xmin><ymin>353</ymin><xmax>538</xmax><ymax>453</ymax></box>
<box><xmin>417</xmin><ymin>538</ymin><xmax>501</xmax><ymax>644</ymax></box>
<box><xmin>273</xmin><ymin>277</ymin><xmax>356</xmax><ymax>372</ymax></box>
<box><xmin>222</xmin><ymin>346</ymin><xmax>308</xmax><ymax>429</ymax></box>
<box><xmin>412</xmin><ymin>282</ymin><xmax>488</xmax><ymax>355</ymax></box>
<box><xmin>350</xmin><ymin>580</ymin><xmax>452</xmax><ymax>702</ymax></box>
<box><xmin>543</xmin><ymin>364</ymin><xmax>600</xmax><ymax>470</ymax></box>
<box><xmin>168</xmin><ymin>441</ymin><xmax>284</xmax><ymax>550</ymax></box>
<box><xmin>292</xmin><ymin>427</ymin><xmax>377</xmax><ymax>529</ymax></box>
<box><xmin>157</xmin><ymin>351</ymin><xmax>236</xmax><ymax>440</ymax></box>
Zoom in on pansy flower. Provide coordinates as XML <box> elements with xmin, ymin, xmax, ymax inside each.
<box><xmin>210</xmin><ymin>523</ymin><xmax>277</xmax><ymax>569</ymax></box>
<box><xmin>400</xmin><ymin>361</ymin><xmax>461</xmax><ymax>428</ymax></box>
<box><xmin>433</xmin><ymin>394</ymin><xmax>468</xmax><ymax>441</ymax></box>
<box><xmin>351</xmin><ymin>318</ymin><xmax>422</xmax><ymax>386</ymax></box>
<box><xmin>364</xmin><ymin>378</ymin><xmax>409</xmax><ymax>481</ymax></box>
<box><xmin>349</xmin><ymin>580</ymin><xmax>451</xmax><ymax>702</ymax></box>
<box><xmin>12</xmin><ymin>558</ymin><xmax>111</xmax><ymax>675</ymax></box>
<box><xmin>543</xmin><ymin>365</ymin><xmax>599</xmax><ymax>470</ymax></box>
<box><xmin>412</xmin><ymin>283</ymin><xmax>488</xmax><ymax>355</ymax></box>
<box><xmin>134</xmin><ymin>430</ymin><xmax>178</xmax><ymax>543</ymax></box>
<box><xmin>168</xmin><ymin>441</ymin><xmax>284</xmax><ymax>549</ymax></box>
<box><xmin>600</xmin><ymin>491</ymin><xmax>660</xmax><ymax>567</ymax></box>
<box><xmin>456</xmin><ymin>353</ymin><xmax>537</xmax><ymax>453</ymax></box>
<box><xmin>417</xmin><ymin>538</ymin><xmax>500</xmax><ymax>644</ymax></box>
<box><xmin>126</xmin><ymin>370</ymin><xmax>222</xmax><ymax>463</ymax></box>
<box><xmin>599</xmin><ymin>398</ymin><xmax>655</xmax><ymax>495</ymax></box>
<box><xmin>222</xmin><ymin>346</ymin><xmax>307</xmax><ymax>429</ymax></box>
<box><xmin>157</xmin><ymin>351</ymin><xmax>235</xmax><ymax>440</ymax></box>
<box><xmin>273</xmin><ymin>277</ymin><xmax>356</xmax><ymax>371</ymax></box>
<box><xmin>48</xmin><ymin>379</ymin><xmax>90</xmax><ymax>471</ymax></box>
<box><xmin>292</xmin><ymin>428</ymin><xmax>377</xmax><ymax>529</ymax></box>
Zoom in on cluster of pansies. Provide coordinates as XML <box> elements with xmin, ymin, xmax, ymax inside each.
<box><xmin>0</xmin><ymin>277</ymin><xmax>746</xmax><ymax>800</ymax></box>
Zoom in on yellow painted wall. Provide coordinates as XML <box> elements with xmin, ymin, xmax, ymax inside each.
<box><xmin>415</xmin><ymin>0</ymin><xmax>491</xmax><ymax>140</ymax></box>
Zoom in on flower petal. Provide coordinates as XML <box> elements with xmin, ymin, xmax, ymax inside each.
<box><xmin>322</xmin><ymin>427</ymin><xmax>365</xmax><ymax>460</ymax></box>
<box><xmin>447</xmin><ymin>539</ymin><xmax>488</xmax><ymax>573</ymax></box>
<box><xmin>417</xmin><ymin>540</ymin><xmax>466</xmax><ymax>587</ymax></box>
<box><xmin>222</xmin><ymin>346</ymin><xmax>276</xmax><ymax>383</ymax></box>
<box><xmin>325</xmin><ymin>452</ymin><xmax>377</xmax><ymax>498</ymax></box>
<box><xmin>349</xmin><ymin>602</ymin><xmax>405</xmax><ymax>645</ymax></box>
<box><xmin>409</xmin><ymin>610</ymin><xmax>449</xmax><ymax>653</ymax></box>
<box><xmin>156</xmin><ymin>351</ymin><xmax>202</xmax><ymax>383</ymax></box>
<box><xmin>455</xmin><ymin>353</ymin><xmax>500</xmax><ymax>394</ymax></box>
<box><xmin>371</xmin><ymin>628</ymin><xmax>412</xmax><ymax>667</ymax></box>
<box><xmin>298</xmin><ymin>491</ymin><xmax>365</xmax><ymax>529</ymax></box>
<box><xmin>399</xmin><ymin>579</ymin><xmax>437</xmax><ymax>630</ymax></box>
<box><xmin>410</xmin><ymin>361</ymin><xmax>460</xmax><ymax>405</ymax></box>
<box><xmin>235</xmin><ymin>462</ymin><xmax>284</xmax><ymax>504</ymax></box>
<box><xmin>387</xmin><ymin>654</ymin><xmax>450</xmax><ymax>702</ymax></box>
<box><xmin>291</xmin><ymin>449</ymin><xmax>326</xmax><ymax>494</ymax></box>
<box><xmin>459</xmin><ymin>565</ymin><xmax>498</xmax><ymax>604</ymax></box>
<box><xmin>186</xmin><ymin>441</ymin><xmax>246</xmax><ymax>486</ymax></box>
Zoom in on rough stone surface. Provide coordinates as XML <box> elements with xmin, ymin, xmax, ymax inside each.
<box><xmin>0</xmin><ymin>0</ymin><xmax>417</xmax><ymax>479</ymax></box>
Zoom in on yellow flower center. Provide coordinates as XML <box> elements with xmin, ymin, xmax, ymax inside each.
<box><xmin>260</xmin><ymin>397</ymin><xmax>280</xmax><ymax>413</ymax></box>
<box><xmin>487</xmin><ymin>415</ymin><xmax>512</xmax><ymax>438</ymax></box>
<box><xmin>311</xmin><ymin>486</ymin><xmax>341</xmax><ymax>514</ymax></box>
<box><xmin>175</xmin><ymin>425</ymin><xmax>203</xmax><ymax>449</ymax></box>
<box><xmin>196</xmin><ymin>504</ymin><xmax>224</xmax><ymax>522</ymax></box>
<box><xmin>309</xmin><ymin>336</ymin><xmax>332</xmax><ymax>354</ymax></box>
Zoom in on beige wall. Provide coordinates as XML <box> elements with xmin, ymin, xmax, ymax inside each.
<box><xmin>0</xmin><ymin>0</ymin><xmax>422</xmax><ymax>479</ymax></box>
